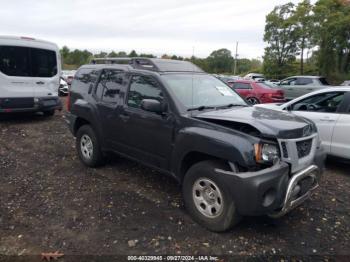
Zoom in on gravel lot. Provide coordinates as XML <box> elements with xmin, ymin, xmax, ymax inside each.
<box><xmin>0</xmin><ymin>98</ymin><xmax>349</xmax><ymax>260</ymax></box>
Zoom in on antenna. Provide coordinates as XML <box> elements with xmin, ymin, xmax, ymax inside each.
<box><xmin>190</xmin><ymin>46</ymin><xmax>195</xmax><ymax>116</ymax></box>
<box><xmin>233</xmin><ymin>41</ymin><xmax>238</xmax><ymax>75</ymax></box>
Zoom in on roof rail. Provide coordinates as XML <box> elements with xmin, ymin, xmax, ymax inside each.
<box><xmin>90</xmin><ymin>57</ymin><xmax>204</xmax><ymax>73</ymax></box>
<box><xmin>90</xmin><ymin>57</ymin><xmax>131</xmax><ymax>64</ymax></box>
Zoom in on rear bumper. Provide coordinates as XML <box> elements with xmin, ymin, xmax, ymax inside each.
<box><xmin>0</xmin><ymin>96</ymin><xmax>62</xmax><ymax>113</ymax></box>
<box><xmin>215</xmin><ymin>149</ymin><xmax>325</xmax><ymax>216</ymax></box>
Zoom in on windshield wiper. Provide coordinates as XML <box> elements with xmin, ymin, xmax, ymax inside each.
<box><xmin>187</xmin><ymin>105</ymin><xmax>216</xmax><ymax>112</ymax></box>
<box><xmin>215</xmin><ymin>103</ymin><xmax>248</xmax><ymax>109</ymax></box>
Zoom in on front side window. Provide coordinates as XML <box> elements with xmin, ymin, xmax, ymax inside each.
<box><xmin>291</xmin><ymin>92</ymin><xmax>344</xmax><ymax>113</ymax></box>
<box><xmin>96</xmin><ymin>69</ymin><xmax>124</xmax><ymax>103</ymax></box>
<box><xmin>0</xmin><ymin>45</ymin><xmax>57</xmax><ymax>77</ymax></box>
<box><xmin>161</xmin><ymin>74</ymin><xmax>246</xmax><ymax>109</ymax></box>
<box><xmin>281</xmin><ymin>78</ymin><xmax>296</xmax><ymax>85</ymax></box>
<box><xmin>127</xmin><ymin>75</ymin><xmax>163</xmax><ymax>109</ymax></box>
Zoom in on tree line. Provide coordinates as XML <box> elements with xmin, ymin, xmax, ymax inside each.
<box><xmin>263</xmin><ymin>0</ymin><xmax>350</xmax><ymax>82</ymax></box>
<box><xmin>60</xmin><ymin>46</ymin><xmax>261</xmax><ymax>76</ymax></box>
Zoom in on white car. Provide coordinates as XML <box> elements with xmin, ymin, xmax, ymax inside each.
<box><xmin>255</xmin><ymin>87</ymin><xmax>350</xmax><ymax>160</ymax></box>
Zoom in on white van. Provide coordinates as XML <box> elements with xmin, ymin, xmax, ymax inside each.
<box><xmin>0</xmin><ymin>36</ymin><xmax>62</xmax><ymax>115</ymax></box>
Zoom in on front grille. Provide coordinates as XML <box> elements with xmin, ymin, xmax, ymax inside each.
<box><xmin>296</xmin><ymin>139</ymin><xmax>313</xmax><ymax>158</ymax></box>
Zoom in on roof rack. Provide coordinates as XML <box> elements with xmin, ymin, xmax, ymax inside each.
<box><xmin>90</xmin><ymin>57</ymin><xmax>204</xmax><ymax>73</ymax></box>
<box><xmin>90</xmin><ymin>57</ymin><xmax>131</xmax><ymax>64</ymax></box>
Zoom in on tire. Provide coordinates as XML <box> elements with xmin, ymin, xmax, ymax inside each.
<box><xmin>76</xmin><ymin>125</ymin><xmax>104</xmax><ymax>167</ymax></box>
<box><xmin>43</xmin><ymin>110</ymin><xmax>55</xmax><ymax>117</ymax></box>
<box><xmin>182</xmin><ymin>160</ymin><xmax>241</xmax><ymax>232</ymax></box>
<box><xmin>247</xmin><ymin>97</ymin><xmax>260</xmax><ymax>105</ymax></box>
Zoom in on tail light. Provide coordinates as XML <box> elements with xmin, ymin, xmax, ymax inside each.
<box><xmin>66</xmin><ymin>91</ymin><xmax>71</xmax><ymax>112</ymax></box>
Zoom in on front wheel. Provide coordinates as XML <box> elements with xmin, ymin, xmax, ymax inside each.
<box><xmin>182</xmin><ymin>160</ymin><xmax>241</xmax><ymax>232</ymax></box>
<box><xmin>76</xmin><ymin>125</ymin><xmax>104</xmax><ymax>167</ymax></box>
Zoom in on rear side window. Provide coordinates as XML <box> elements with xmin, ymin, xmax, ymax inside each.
<box><xmin>232</xmin><ymin>83</ymin><xmax>251</xmax><ymax>89</ymax></box>
<box><xmin>319</xmin><ymin>77</ymin><xmax>329</xmax><ymax>85</ymax></box>
<box><xmin>0</xmin><ymin>45</ymin><xmax>57</xmax><ymax>77</ymax></box>
<box><xmin>295</xmin><ymin>78</ymin><xmax>313</xmax><ymax>85</ymax></box>
<box><xmin>95</xmin><ymin>69</ymin><xmax>125</xmax><ymax>103</ymax></box>
<box><xmin>74</xmin><ymin>68</ymin><xmax>100</xmax><ymax>90</ymax></box>
<box><xmin>127</xmin><ymin>75</ymin><xmax>163</xmax><ymax>109</ymax></box>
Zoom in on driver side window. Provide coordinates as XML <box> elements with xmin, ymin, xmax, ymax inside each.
<box><xmin>281</xmin><ymin>78</ymin><xmax>296</xmax><ymax>86</ymax></box>
<box><xmin>127</xmin><ymin>75</ymin><xmax>164</xmax><ymax>109</ymax></box>
<box><xmin>291</xmin><ymin>92</ymin><xmax>345</xmax><ymax>113</ymax></box>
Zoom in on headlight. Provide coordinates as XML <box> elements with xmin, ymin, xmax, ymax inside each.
<box><xmin>254</xmin><ymin>143</ymin><xmax>280</xmax><ymax>164</ymax></box>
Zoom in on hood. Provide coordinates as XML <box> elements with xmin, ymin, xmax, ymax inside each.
<box><xmin>195</xmin><ymin>106</ymin><xmax>315</xmax><ymax>139</ymax></box>
<box><xmin>254</xmin><ymin>103</ymin><xmax>283</xmax><ymax>110</ymax></box>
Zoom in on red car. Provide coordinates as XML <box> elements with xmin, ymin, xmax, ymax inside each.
<box><xmin>228</xmin><ymin>80</ymin><xmax>285</xmax><ymax>104</ymax></box>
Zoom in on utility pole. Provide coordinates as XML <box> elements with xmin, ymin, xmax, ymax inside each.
<box><xmin>233</xmin><ymin>42</ymin><xmax>238</xmax><ymax>75</ymax></box>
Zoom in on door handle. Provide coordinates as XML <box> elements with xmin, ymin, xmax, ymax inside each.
<box><xmin>307</xmin><ymin>88</ymin><xmax>313</xmax><ymax>91</ymax></box>
<box><xmin>120</xmin><ymin>113</ymin><xmax>130</xmax><ymax>121</ymax></box>
<box><xmin>319</xmin><ymin>118</ymin><xmax>335</xmax><ymax>122</ymax></box>
<box><xmin>36</xmin><ymin>81</ymin><xmax>45</xmax><ymax>85</ymax></box>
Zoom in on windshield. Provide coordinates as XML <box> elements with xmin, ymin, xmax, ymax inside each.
<box><xmin>162</xmin><ymin>74</ymin><xmax>247</xmax><ymax>109</ymax></box>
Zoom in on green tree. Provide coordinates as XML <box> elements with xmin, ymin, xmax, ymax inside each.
<box><xmin>128</xmin><ymin>50</ymin><xmax>138</xmax><ymax>57</ymax></box>
<box><xmin>263</xmin><ymin>2</ymin><xmax>299</xmax><ymax>78</ymax></box>
<box><xmin>294</xmin><ymin>0</ymin><xmax>313</xmax><ymax>74</ymax></box>
<box><xmin>313</xmin><ymin>0</ymin><xmax>350</xmax><ymax>79</ymax></box>
<box><xmin>207</xmin><ymin>48</ymin><xmax>233</xmax><ymax>73</ymax></box>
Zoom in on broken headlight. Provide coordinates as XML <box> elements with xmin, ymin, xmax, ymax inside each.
<box><xmin>254</xmin><ymin>143</ymin><xmax>280</xmax><ymax>164</ymax></box>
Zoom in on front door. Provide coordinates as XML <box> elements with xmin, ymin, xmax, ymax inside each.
<box><xmin>330</xmin><ymin>92</ymin><xmax>350</xmax><ymax>158</ymax></box>
<box><xmin>117</xmin><ymin>74</ymin><xmax>174</xmax><ymax>170</ymax></box>
<box><xmin>289</xmin><ymin>91</ymin><xmax>345</xmax><ymax>153</ymax></box>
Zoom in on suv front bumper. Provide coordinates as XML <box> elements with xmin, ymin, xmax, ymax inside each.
<box><xmin>215</xmin><ymin>149</ymin><xmax>325</xmax><ymax>216</ymax></box>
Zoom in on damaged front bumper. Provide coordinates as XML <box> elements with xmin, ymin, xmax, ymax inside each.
<box><xmin>215</xmin><ymin>149</ymin><xmax>325</xmax><ymax>217</ymax></box>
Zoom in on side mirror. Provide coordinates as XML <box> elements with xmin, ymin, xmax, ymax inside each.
<box><xmin>141</xmin><ymin>99</ymin><xmax>163</xmax><ymax>113</ymax></box>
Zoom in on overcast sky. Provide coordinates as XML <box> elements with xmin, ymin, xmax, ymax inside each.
<box><xmin>0</xmin><ymin>0</ymin><xmax>301</xmax><ymax>59</ymax></box>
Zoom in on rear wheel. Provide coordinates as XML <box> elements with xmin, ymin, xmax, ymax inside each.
<box><xmin>247</xmin><ymin>97</ymin><xmax>260</xmax><ymax>105</ymax></box>
<box><xmin>182</xmin><ymin>160</ymin><xmax>241</xmax><ymax>232</ymax></box>
<box><xmin>76</xmin><ymin>125</ymin><xmax>104</xmax><ymax>167</ymax></box>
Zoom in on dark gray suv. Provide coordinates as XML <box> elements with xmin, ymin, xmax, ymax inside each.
<box><xmin>65</xmin><ymin>58</ymin><xmax>325</xmax><ymax>232</ymax></box>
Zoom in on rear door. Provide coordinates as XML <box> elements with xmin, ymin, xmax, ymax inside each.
<box><xmin>279</xmin><ymin>78</ymin><xmax>297</xmax><ymax>100</ymax></box>
<box><xmin>0</xmin><ymin>45</ymin><xmax>59</xmax><ymax>102</ymax></box>
<box><xmin>294</xmin><ymin>77</ymin><xmax>316</xmax><ymax>97</ymax></box>
<box><xmin>289</xmin><ymin>92</ymin><xmax>345</xmax><ymax>153</ymax></box>
<box><xmin>30</xmin><ymin>47</ymin><xmax>60</xmax><ymax>97</ymax></box>
<box><xmin>0</xmin><ymin>46</ymin><xmax>34</xmax><ymax>104</ymax></box>
<box><xmin>93</xmin><ymin>69</ymin><xmax>127</xmax><ymax>148</ymax></box>
<box><xmin>330</xmin><ymin>92</ymin><xmax>350</xmax><ymax>159</ymax></box>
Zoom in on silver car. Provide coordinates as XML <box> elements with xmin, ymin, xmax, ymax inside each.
<box><xmin>279</xmin><ymin>76</ymin><xmax>331</xmax><ymax>100</ymax></box>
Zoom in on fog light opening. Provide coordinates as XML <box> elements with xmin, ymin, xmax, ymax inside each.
<box><xmin>262</xmin><ymin>188</ymin><xmax>276</xmax><ymax>207</ymax></box>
